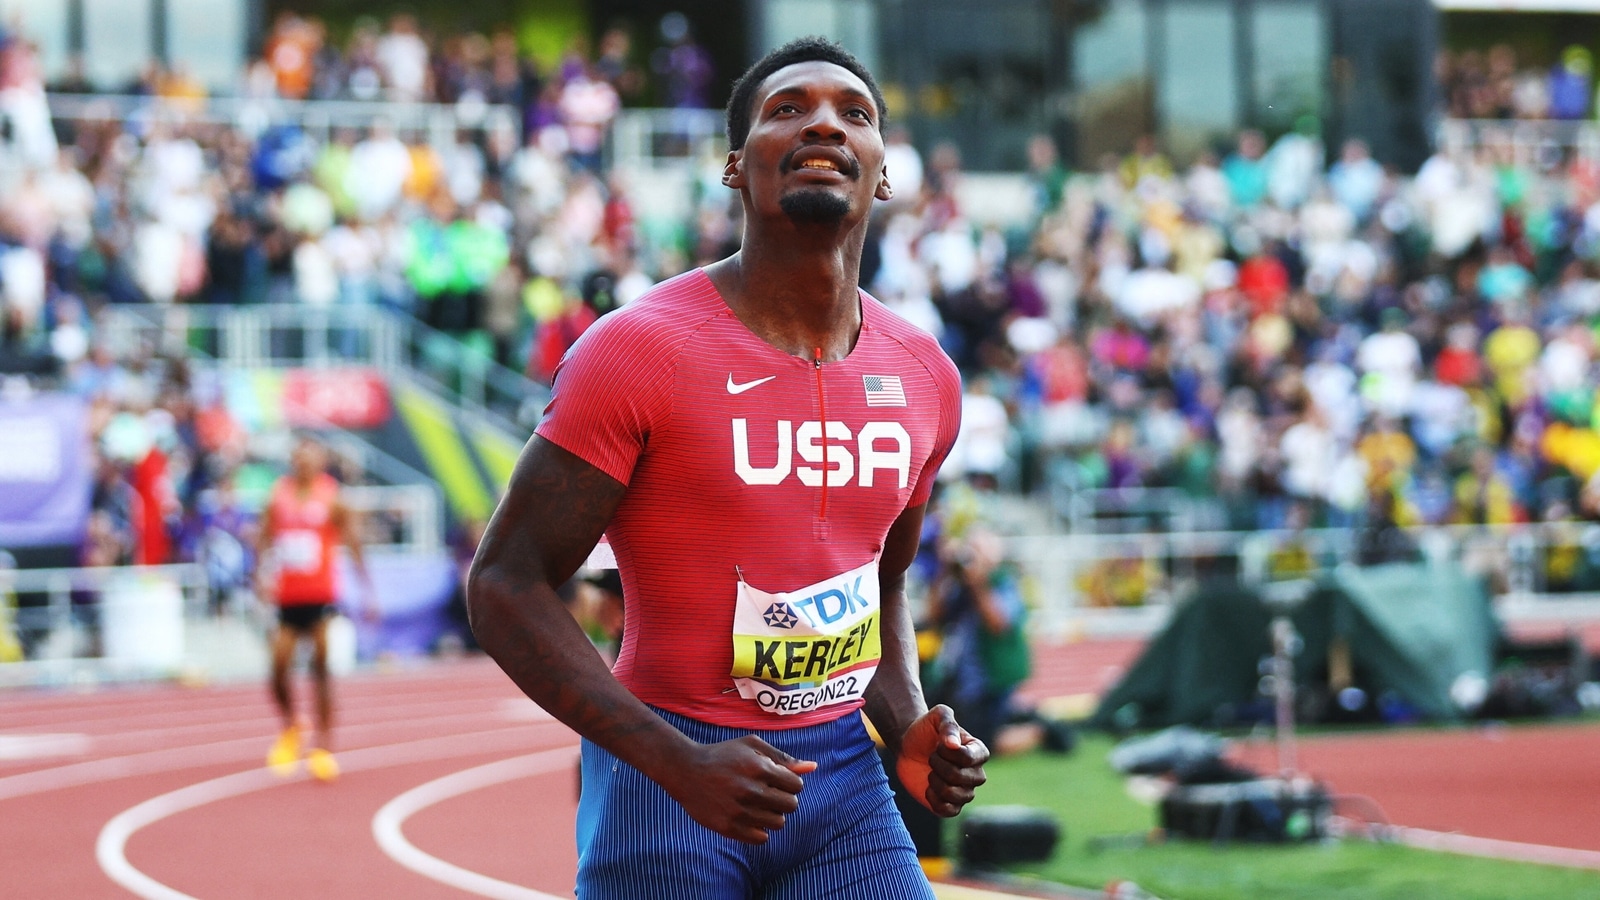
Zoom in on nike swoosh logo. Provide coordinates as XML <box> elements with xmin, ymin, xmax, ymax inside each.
<box><xmin>727</xmin><ymin>374</ymin><xmax>777</xmax><ymax>395</ymax></box>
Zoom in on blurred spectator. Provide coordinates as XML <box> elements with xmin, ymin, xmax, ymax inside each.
<box><xmin>265</xmin><ymin>13</ymin><xmax>321</xmax><ymax>100</ymax></box>
<box><xmin>377</xmin><ymin>14</ymin><xmax>431</xmax><ymax>102</ymax></box>
<box><xmin>1223</xmin><ymin>130</ymin><xmax>1269</xmax><ymax>210</ymax></box>
<box><xmin>1328</xmin><ymin>138</ymin><xmax>1385</xmax><ymax>224</ymax></box>
<box><xmin>560</xmin><ymin>65</ymin><xmax>620</xmax><ymax>173</ymax></box>
<box><xmin>881</xmin><ymin>125</ymin><xmax>925</xmax><ymax>206</ymax></box>
<box><xmin>926</xmin><ymin>526</ymin><xmax>1030</xmax><ymax>750</ymax></box>
<box><xmin>652</xmin><ymin>13</ymin><xmax>714</xmax><ymax>109</ymax></box>
<box><xmin>1547</xmin><ymin>46</ymin><xmax>1592</xmax><ymax>121</ymax></box>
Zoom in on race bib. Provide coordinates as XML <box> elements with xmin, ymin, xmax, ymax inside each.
<box><xmin>275</xmin><ymin>529</ymin><xmax>323</xmax><ymax>573</ymax></box>
<box><xmin>730</xmin><ymin>559</ymin><xmax>881</xmax><ymax>716</ymax></box>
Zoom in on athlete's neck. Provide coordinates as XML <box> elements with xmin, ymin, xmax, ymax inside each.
<box><xmin>704</xmin><ymin>221</ymin><xmax>866</xmax><ymax>362</ymax></box>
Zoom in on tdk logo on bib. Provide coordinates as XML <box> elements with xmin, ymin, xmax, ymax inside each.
<box><xmin>763</xmin><ymin>603</ymin><xmax>798</xmax><ymax>629</ymax></box>
<box><xmin>790</xmin><ymin>575</ymin><xmax>873</xmax><ymax>626</ymax></box>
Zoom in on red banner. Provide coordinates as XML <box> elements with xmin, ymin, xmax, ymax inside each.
<box><xmin>282</xmin><ymin>368</ymin><xmax>392</xmax><ymax>430</ymax></box>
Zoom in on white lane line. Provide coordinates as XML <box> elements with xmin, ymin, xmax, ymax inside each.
<box><xmin>1390</xmin><ymin>826</ymin><xmax>1600</xmax><ymax>871</ymax></box>
<box><xmin>372</xmin><ymin>748</ymin><xmax>579</xmax><ymax>900</ymax></box>
<box><xmin>97</xmin><ymin>728</ymin><xmax>577</xmax><ymax>900</ymax></box>
<box><xmin>3</xmin><ymin>695</ymin><xmax>542</xmax><ymax>761</ymax></box>
<box><xmin>0</xmin><ymin>707</ymin><xmax>553</xmax><ymax>802</ymax></box>
<box><xmin>0</xmin><ymin>733</ymin><xmax>92</xmax><ymax>761</ymax></box>
<box><xmin>7</xmin><ymin>678</ymin><xmax>522</xmax><ymax>732</ymax></box>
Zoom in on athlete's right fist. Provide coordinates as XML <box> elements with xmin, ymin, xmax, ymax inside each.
<box><xmin>661</xmin><ymin>735</ymin><xmax>818</xmax><ymax>844</ymax></box>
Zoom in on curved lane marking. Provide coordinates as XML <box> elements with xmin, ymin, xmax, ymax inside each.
<box><xmin>1</xmin><ymin>704</ymin><xmax>550</xmax><ymax>802</ymax></box>
<box><xmin>96</xmin><ymin>726</ymin><xmax>573</xmax><ymax>900</ymax></box>
<box><xmin>9</xmin><ymin>679</ymin><xmax>531</xmax><ymax>733</ymax></box>
<box><xmin>1391</xmin><ymin>826</ymin><xmax>1600</xmax><ymax>871</ymax></box>
<box><xmin>372</xmin><ymin>748</ymin><xmax>579</xmax><ymax>900</ymax></box>
<box><xmin>4</xmin><ymin>695</ymin><xmax>543</xmax><ymax>763</ymax></box>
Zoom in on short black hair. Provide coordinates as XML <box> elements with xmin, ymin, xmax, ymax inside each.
<box><xmin>724</xmin><ymin>36</ymin><xmax>886</xmax><ymax>151</ymax></box>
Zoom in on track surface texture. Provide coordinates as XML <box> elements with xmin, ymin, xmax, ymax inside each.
<box><xmin>4</xmin><ymin>637</ymin><xmax>1596</xmax><ymax>898</ymax></box>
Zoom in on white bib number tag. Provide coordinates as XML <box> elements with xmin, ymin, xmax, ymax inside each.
<box><xmin>276</xmin><ymin>529</ymin><xmax>323</xmax><ymax>573</ymax></box>
<box><xmin>730</xmin><ymin>559</ymin><xmax>881</xmax><ymax>716</ymax></box>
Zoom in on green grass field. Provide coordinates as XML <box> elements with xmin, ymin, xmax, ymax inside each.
<box><xmin>958</xmin><ymin>734</ymin><xmax>1600</xmax><ymax>900</ymax></box>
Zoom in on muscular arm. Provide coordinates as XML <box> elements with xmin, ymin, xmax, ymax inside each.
<box><xmin>865</xmin><ymin>502</ymin><xmax>989</xmax><ymax>817</ymax></box>
<box><xmin>468</xmin><ymin>436</ymin><xmax>692</xmax><ymax>770</ymax></box>
<box><xmin>332</xmin><ymin>495</ymin><xmax>376</xmax><ymax>616</ymax></box>
<box><xmin>332</xmin><ymin>498</ymin><xmax>369</xmax><ymax>573</ymax></box>
<box><xmin>253</xmin><ymin>502</ymin><xmax>276</xmax><ymax>600</ymax></box>
<box><xmin>469</xmin><ymin>436</ymin><xmax>813</xmax><ymax>842</ymax></box>
<box><xmin>863</xmin><ymin>503</ymin><xmax>931</xmax><ymax>757</ymax></box>
<box><xmin>254</xmin><ymin>502</ymin><xmax>276</xmax><ymax>561</ymax></box>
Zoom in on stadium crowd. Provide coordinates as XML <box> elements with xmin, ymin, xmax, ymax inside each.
<box><xmin>1439</xmin><ymin>44</ymin><xmax>1597</xmax><ymax>121</ymax></box>
<box><xmin>7</xmin><ymin>17</ymin><xmax>1600</xmax><ymax>582</ymax></box>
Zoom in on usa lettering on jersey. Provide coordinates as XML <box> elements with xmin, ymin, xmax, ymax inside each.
<box><xmin>732</xmin><ymin>419</ymin><xmax>912</xmax><ymax>488</ymax></box>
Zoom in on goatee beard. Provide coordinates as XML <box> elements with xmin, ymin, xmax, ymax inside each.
<box><xmin>780</xmin><ymin>189</ymin><xmax>850</xmax><ymax>223</ymax></box>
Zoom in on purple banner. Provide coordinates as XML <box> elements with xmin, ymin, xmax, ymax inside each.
<box><xmin>336</xmin><ymin>551</ymin><xmax>460</xmax><ymax>658</ymax></box>
<box><xmin>0</xmin><ymin>393</ymin><xmax>91</xmax><ymax>548</ymax></box>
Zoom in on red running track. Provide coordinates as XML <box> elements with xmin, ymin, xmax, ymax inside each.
<box><xmin>1232</xmin><ymin>723</ymin><xmax>1600</xmax><ymax>854</ymax></box>
<box><xmin>4</xmin><ymin>637</ymin><xmax>1597</xmax><ymax>899</ymax></box>
<box><xmin>2</xmin><ymin>639</ymin><xmax>1141</xmax><ymax>900</ymax></box>
<box><xmin>2</xmin><ymin>658</ymin><xmax>580</xmax><ymax>899</ymax></box>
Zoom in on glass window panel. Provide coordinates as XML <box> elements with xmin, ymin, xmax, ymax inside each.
<box><xmin>0</xmin><ymin>0</ymin><xmax>69</xmax><ymax>82</ymax></box>
<box><xmin>762</xmin><ymin>0</ymin><xmax>878</xmax><ymax>74</ymax></box>
<box><xmin>901</xmin><ymin>0</ymin><xmax>1048</xmax><ymax>169</ymax></box>
<box><xmin>1159</xmin><ymin>0</ymin><xmax>1239</xmax><ymax>160</ymax></box>
<box><xmin>1073</xmin><ymin>0</ymin><xmax>1151</xmax><ymax>163</ymax></box>
<box><xmin>83</xmin><ymin>0</ymin><xmax>153</xmax><ymax>91</ymax></box>
<box><xmin>167</xmin><ymin>0</ymin><xmax>247</xmax><ymax>90</ymax></box>
<box><xmin>1253</xmin><ymin>0</ymin><xmax>1325</xmax><ymax>134</ymax></box>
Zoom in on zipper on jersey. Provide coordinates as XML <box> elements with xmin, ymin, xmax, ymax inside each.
<box><xmin>813</xmin><ymin>347</ymin><xmax>830</xmax><ymax>537</ymax></box>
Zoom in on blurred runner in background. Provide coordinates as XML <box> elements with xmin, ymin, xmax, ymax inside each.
<box><xmin>255</xmin><ymin>435</ymin><xmax>375</xmax><ymax>782</ymax></box>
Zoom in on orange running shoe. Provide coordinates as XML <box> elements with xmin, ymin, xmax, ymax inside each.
<box><xmin>306</xmin><ymin>748</ymin><xmax>340</xmax><ymax>783</ymax></box>
<box><xmin>266</xmin><ymin>725</ymin><xmax>301</xmax><ymax>777</ymax></box>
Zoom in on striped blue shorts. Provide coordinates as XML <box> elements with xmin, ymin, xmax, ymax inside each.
<box><xmin>575</xmin><ymin>706</ymin><xmax>936</xmax><ymax>900</ymax></box>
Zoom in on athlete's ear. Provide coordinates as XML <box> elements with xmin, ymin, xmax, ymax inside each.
<box><xmin>723</xmin><ymin>150</ymin><xmax>746</xmax><ymax>190</ymax></box>
<box><xmin>875</xmin><ymin>166</ymin><xmax>894</xmax><ymax>202</ymax></box>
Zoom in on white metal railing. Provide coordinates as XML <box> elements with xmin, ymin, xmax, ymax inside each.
<box><xmin>0</xmin><ymin>564</ymin><xmax>218</xmax><ymax>686</ymax></box>
<box><xmin>99</xmin><ymin>303</ymin><xmax>547</xmax><ymax>433</ymax></box>
<box><xmin>1437</xmin><ymin>118</ymin><xmax>1600</xmax><ymax>166</ymax></box>
<box><xmin>45</xmin><ymin>93</ymin><xmax>518</xmax><ymax>148</ymax></box>
<box><xmin>608</xmin><ymin>107</ymin><xmax>725</xmax><ymax>171</ymax></box>
<box><xmin>1005</xmin><ymin>521</ymin><xmax>1600</xmax><ymax>637</ymax></box>
<box><xmin>1051</xmin><ymin>486</ymin><xmax>1217</xmax><ymax>534</ymax></box>
<box><xmin>343</xmin><ymin>484</ymin><xmax>442</xmax><ymax>554</ymax></box>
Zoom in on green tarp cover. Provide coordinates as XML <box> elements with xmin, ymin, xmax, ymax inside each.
<box><xmin>1092</xmin><ymin>563</ymin><xmax>1499</xmax><ymax>729</ymax></box>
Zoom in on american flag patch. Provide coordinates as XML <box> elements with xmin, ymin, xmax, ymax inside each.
<box><xmin>863</xmin><ymin>375</ymin><xmax>907</xmax><ymax>407</ymax></box>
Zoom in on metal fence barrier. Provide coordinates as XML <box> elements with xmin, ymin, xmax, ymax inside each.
<box><xmin>1436</xmin><ymin>118</ymin><xmax>1600</xmax><ymax>167</ymax></box>
<box><xmin>46</xmin><ymin>93</ymin><xmax>519</xmax><ymax>149</ymax></box>
<box><xmin>0</xmin><ymin>564</ymin><xmax>226</xmax><ymax>686</ymax></box>
<box><xmin>607</xmin><ymin>107</ymin><xmax>726</xmax><ymax>171</ymax></box>
<box><xmin>100</xmin><ymin>303</ymin><xmax>547</xmax><ymax>435</ymax></box>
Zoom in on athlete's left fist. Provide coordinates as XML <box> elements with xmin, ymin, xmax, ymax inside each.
<box><xmin>896</xmin><ymin>704</ymin><xmax>988</xmax><ymax>817</ymax></box>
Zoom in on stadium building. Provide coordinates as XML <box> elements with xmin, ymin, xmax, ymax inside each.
<box><xmin>17</xmin><ymin>0</ymin><xmax>1447</xmax><ymax>170</ymax></box>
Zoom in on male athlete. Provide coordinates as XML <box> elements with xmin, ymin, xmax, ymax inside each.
<box><xmin>256</xmin><ymin>436</ymin><xmax>375</xmax><ymax>782</ymax></box>
<box><xmin>469</xmin><ymin>37</ymin><xmax>988</xmax><ymax>897</ymax></box>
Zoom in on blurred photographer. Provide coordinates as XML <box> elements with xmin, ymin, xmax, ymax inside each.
<box><xmin>926</xmin><ymin>527</ymin><xmax>1031</xmax><ymax>750</ymax></box>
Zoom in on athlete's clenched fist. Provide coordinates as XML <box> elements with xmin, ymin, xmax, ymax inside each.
<box><xmin>895</xmin><ymin>704</ymin><xmax>989</xmax><ymax>817</ymax></box>
<box><xmin>660</xmin><ymin>735</ymin><xmax>819</xmax><ymax>844</ymax></box>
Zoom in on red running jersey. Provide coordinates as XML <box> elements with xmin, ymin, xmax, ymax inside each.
<box><xmin>268</xmin><ymin>473</ymin><xmax>342</xmax><ymax>606</ymax></box>
<box><xmin>536</xmin><ymin>270</ymin><xmax>962</xmax><ymax>729</ymax></box>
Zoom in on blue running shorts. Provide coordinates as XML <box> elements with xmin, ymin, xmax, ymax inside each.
<box><xmin>575</xmin><ymin>706</ymin><xmax>936</xmax><ymax>900</ymax></box>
